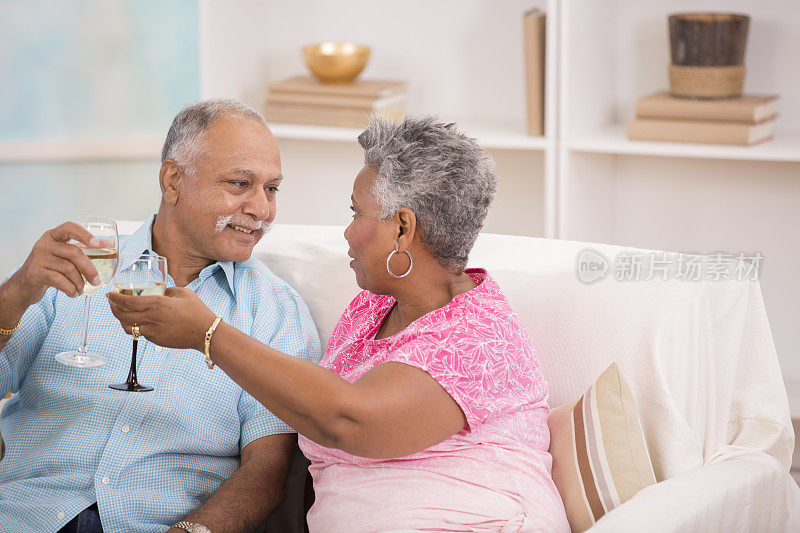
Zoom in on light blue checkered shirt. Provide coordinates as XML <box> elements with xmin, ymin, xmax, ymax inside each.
<box><xmin>0</xmin><ymin>215</ymin><xmax>321</xmax><ymax>532</ymax></box>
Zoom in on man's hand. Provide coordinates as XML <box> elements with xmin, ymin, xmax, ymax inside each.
<box><xmin>168</xmin><ymin>434</ymin><xmax>296</xmax><ymax>533</ymax></box>
<box><xmin>107</xmin><ymin>287</ymin><xmax>217</xmax><ymax>351</ymax></box>
<box><xmin>10</xmin><ymin>222</ymin><xmax>102</xmax><ymax>304</ymax></box>
<box><xmin>1</xmin><ymin>222</ymin><xmax>104</xmax><ymax>352</ymax></box>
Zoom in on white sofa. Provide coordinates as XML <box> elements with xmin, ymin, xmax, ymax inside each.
<box><xmin>252</xmin><ymin>223</ymin><xmax>800</xmax><ymax>532</ymax></box>
<box><xmin>4</xmin><ymin>221</ymin><xmax>800</xmax><ymax>531</ymax></box>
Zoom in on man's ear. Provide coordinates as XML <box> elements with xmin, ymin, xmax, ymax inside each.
<box><xmin>159</xmin><ymin>160</ymin><xmax>182</xmax><ymax>205</ymax></box>
<box><xmin>395</xmin><ymin>207</ymin><xmax>417</xmax><ymax>253</ymax></box>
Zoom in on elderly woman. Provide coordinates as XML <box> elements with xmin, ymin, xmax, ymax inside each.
<box><xmin>108</xmin><ymin>116</ymin><xmax>569</xmax><ymax>532</ymax></box>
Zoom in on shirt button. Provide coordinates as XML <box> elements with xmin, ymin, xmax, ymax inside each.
<box><xmin>101</xmin><ymin>476</ymin><xmax>110</xmax><ymax>485</ymax></box>
<box><xmin>121</xmin><ymin>425</ymin><xmax>130</xmax><ymax>433</ymax></box>
<box><xmin>155</xmin><ymin>346</ymin><xmax>162</xmax><ymax>352</ymax></box>
<box><xmin>57</xmin><ymin>511</ymin><xmax>66</xmax><ymax>520</ymax></box>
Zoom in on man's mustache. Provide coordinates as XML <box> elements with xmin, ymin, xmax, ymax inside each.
<box><xmin>214</xmin><ymin>214</ymin><xmax>273</xmax><ymax>234</ymax></box>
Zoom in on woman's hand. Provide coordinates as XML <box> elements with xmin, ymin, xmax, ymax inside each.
<box><xmin>106</xmin><ymin>287</ymin><xmax>216</xmax><ymax>352</ymax></box>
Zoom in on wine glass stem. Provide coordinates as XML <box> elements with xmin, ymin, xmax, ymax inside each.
<box><xmin>126</xmin><ymin>336</ymin><xmax>140</xmax><ymax>385</ymax></box>
<box><xmin>78</xmin><ymin>293</ymin><xmax>91</xmax><ymax>353</ymax></box>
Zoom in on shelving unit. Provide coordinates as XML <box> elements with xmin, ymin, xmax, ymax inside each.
<box><xmin>557</xmin><ymin>0</ymin><xmax>800</xmax><ymax>399</ymax></box>
<box><xmin>200</xmin><ymin>0</ymin><xmax>559</xmax><ymax>238</ymax></box>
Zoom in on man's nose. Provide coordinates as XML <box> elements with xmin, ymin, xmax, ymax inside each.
<box><xmin>243</xmin><ymin>189</ymin><xmax>272</xmax><ymax>221</ymax></box>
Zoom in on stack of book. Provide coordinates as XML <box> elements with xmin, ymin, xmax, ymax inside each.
<box><xmin>628</xmin><ymin>92</ymin><xmax>778</xmax><ymax>145</ymax></box>
<box><xmin>265</xmin><ymin>76</ymin><xmax>407</xmax><ymax>128</ymax></box>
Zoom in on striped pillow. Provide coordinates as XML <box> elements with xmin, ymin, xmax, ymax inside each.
<box><xmin>547</xmin><ymin>363</ymin><xmax>656</xmax><ymax>532</ymax></box>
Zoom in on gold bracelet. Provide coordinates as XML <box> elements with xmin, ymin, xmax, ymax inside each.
<box><xmin>0</xmin><ymin>318</ymin><xmax>22</xmax><ymax>337</ymax></box>
<box><xmin>204</xmin><ymin>316</ymin><xmax>223</xmax><ymax>369</ymax></box>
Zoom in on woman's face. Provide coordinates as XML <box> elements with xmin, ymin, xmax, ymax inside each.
<box><xmin>344</xmin><ymin>165</ymin><xmax>398</xmax><ymax>292</ymax></box>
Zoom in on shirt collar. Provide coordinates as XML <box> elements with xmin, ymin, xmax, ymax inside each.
<box><xmin>196</xmin><ymin>260</ymin><xmax>237</xmax><ymax>299</ymax></box>
<box><xmin>118</xmin><ymin>215</ymin><xmax>237</xmax><ymax>298</ymax></box>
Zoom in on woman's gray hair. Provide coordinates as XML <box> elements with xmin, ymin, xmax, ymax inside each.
<box><xmin>161</xmin><ymin>99</ymin><xmax>269</xmax><ymax>171</ymax></box>
<box><xmin>358</xmin><ymin>115</ymin><xmax>497</xmax><ymax>272</ymax></box>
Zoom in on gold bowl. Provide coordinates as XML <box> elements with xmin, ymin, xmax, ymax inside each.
<box><xmin>302</xmin><ymin>42</ymin><xmax>371</xmax><ymax>84</ymax></box>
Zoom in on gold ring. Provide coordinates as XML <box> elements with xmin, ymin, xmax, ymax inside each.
<box><xmin>131</xmin><ymin>325</ymin><xmax>140</xmax><ymax>338</ymax></box>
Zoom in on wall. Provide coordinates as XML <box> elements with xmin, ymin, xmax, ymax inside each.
<box><xmin>0</xmin><ymin>0</ymin><xmax>199</xmax><ymax>275</ymax></box>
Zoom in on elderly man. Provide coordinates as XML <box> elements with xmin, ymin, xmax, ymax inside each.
<box><xmin>0</xmin><ymin>100</ymin><xmax>321</xmax><ymax>532</ymax></box>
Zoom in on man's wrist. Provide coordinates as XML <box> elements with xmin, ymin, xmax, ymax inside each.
<box><xmin>0</xmin><ymin>316</ymin><xmax>21</xmax><ymax>337</ymax></box>
<box><xmin>0</xmin><ymin>276</ymin><xmax>31</xmax><ymax>329</ymax></box>
<box><xmin>1</xmin><ymin>272</ymin><xmax>35</xmax><ymax>309</ymax></box>
<box><xmin>171</xmin><ymin>522</ymin><xmax>211</xmax><ymax>533</ymax></box>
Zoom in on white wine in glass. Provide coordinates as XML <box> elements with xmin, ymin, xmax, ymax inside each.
<box><xmin>83</xmin><ymin>248</ymin><xmax>118</xmax><ymax>294</ymax></box>
<box><xmin>55</xmin><ymin>216</ymin><xmax>119</xmax><ymax>368</ymax></box>
<box><xmin>109</xmin><ymin>254</ymin><xmax>168</xmax><ymax>392</ymax></box>
<box><xmin>112</xmin><ymin>282</ymin><xmax>166</xmax><ymax>296</ymax></box>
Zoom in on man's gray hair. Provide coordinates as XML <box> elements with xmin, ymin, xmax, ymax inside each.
<box><xmin>358</xmin><ymin>116</ymin><xmax>497</xmax><ymax>272</ymax></box>
<box><xmin>161</xmin><ymin>99</ymin><xmax>269</xmax><ymax>170</ymax></box>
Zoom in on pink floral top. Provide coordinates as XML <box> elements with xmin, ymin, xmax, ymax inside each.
<box><xmin>298</xmin><ymin>269</ymin><xmax>569</xmax><ymax>532</ymax></box>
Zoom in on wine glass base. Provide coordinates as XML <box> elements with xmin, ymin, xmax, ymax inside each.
<box><xmin>55</xmin><ymin>351</ymin><xmax>108</xmax><ymax>368</ymax></box>
<box><xmin>109</xmin><ymin>383</ymin><xmax>154</xmax><ymax>392</ymax></box>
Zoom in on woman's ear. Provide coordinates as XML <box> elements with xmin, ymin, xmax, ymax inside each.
<box><xmin>395</xmin><ymin>207</ymin><xmax>417</xmax><ymax>252</ymax></box>
<box><xmin>159</xmin><ymin>160</ymin><xmax>183</xmax><ymax>205</ymax></box>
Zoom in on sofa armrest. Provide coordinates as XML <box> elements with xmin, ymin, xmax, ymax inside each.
<box><xmin>589</xmin><ymin>451</ymin><xmax>800</xmax><ymax>532</ymax></box>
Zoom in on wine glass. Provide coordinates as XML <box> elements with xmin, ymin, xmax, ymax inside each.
<box><xmin>55</xmin><ymin>216</ymin><xmax>119</xmax><ymax>368</ymax></box>
<box><xmin>109</xmin><ymin>254</ymin><xmax>167</xmax><ymax>392</ymax></box>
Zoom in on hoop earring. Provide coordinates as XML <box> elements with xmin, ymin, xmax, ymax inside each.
<box><xmin>386</xmin><ymin>248</ymin><xmax>413</xmax><ymax>278</ymax></box>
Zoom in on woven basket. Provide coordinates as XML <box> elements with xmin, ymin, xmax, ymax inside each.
<box><xmin>669</xmin><ymin>64</ymin><xmax>746</xmax><ymax>99</ymax></box>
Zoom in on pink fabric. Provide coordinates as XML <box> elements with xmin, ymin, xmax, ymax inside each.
<box><xmin>298</xmin><ymin>269</ymin><xmax>569</xmax><ymax>532</ymax></box>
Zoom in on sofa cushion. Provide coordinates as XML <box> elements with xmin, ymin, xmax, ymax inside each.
<box><xmin>548</xmin><ymin>363</ymin><xmax>656</xmax><ymax>532</ymax></box>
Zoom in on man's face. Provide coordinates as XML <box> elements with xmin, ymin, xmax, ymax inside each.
<box><xmin>173</xmin><ymin>116</ymin><xmax>282</xmax><ymax>263</ymax></box>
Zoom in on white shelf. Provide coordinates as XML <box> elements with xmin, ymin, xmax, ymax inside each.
<box><xmin>267</xmin><ymin>122</ymin><xmax>363</xmax><ymax>144</ymax></box>
<box><xmin>268</xmin><ymin>121</ymin><xmax>549</xmax><ymax>151</ymax></box>
<box><xmin>0</xmin><ymin>138</ymin><xmax>163</xmax><ymax>163</ymax></box>
<box><xmin>0</xmin><ymin>121</ymin><xmax>549</xmax><ymax>164</ymax></box>
<box><xmin>566</xmin><ymin>125</ymin><xmax>800</xmax><ymax>163</ymax></box>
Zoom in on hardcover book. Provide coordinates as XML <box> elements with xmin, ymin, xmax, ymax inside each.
<box><xmin>264</xmin><ymin>104</ymin><xmax>405</xmax><ymax>128</ymax></box>
<box><xmin>266</xmin><ymin>92</ymin><xmax>406</xmax><ymax>112</ymax></box>
<box><xmin>628</xmin><ymin>117</ymin><xmax>774</xmax><ymax>146</ymax></box>
<box><xmin>523</xmin><ymin>9</ymin><xmax>546</xmax><ymax>136</ymax></box>
<box><xmin>635</xmin><ymin>92</ymin><xmax>778</xmax><ymax>123</ymax></box>
<box><xmin>268</xmin><ymin>76</ymin><xmax>406</xmax><ymax>99</ymax></box>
